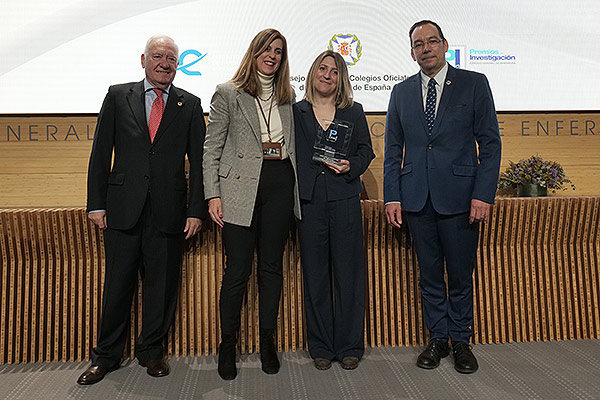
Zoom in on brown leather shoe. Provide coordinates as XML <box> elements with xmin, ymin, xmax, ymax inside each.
<box><xmin>314</xmin><ymin>358</ymin><xmax>332</xmax><ymax>370</ymax></box>
<box><xmin>143</xmin><ymin>358</ymin><xmax>170</xmax><ymax>377</ymax></box>
<box><xmin>340</xmin><ymin>356</ymin><xmax>360</xmax><ymax>370</ymax></box>
<box><xmin>77</xmin><ymin>364</ymin><xmax>118</xmax><ymax>385</ymax></box>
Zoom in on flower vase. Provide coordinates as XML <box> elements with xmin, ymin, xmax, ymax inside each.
<box><xmin>518</xmin><ymin>183</ymin><xmax>547</xmax><ymax>197</ymax></box>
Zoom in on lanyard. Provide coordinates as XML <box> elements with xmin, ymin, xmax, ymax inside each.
<box><xmin>256</xmin><ymin>93</ymin><xmax>274</xmax><ymax>142</ymax></box>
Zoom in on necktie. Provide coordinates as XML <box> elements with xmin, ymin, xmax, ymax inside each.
<box><xmin>148</xmin><ymin>88</ymin><xmax>164</xmax><ymax>143</ymax></box>
<box><xmin>425</xmin><ymin>78</ymin><xmax>436</xmax><ymax>135</ymax></box>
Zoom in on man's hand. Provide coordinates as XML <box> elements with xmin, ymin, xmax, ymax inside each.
<box><xmin>385</xmin><ymin>203</ymin><xmax>403</xmax><ymax>228</ymax></box>
<box><xmin>469</xmin><ymin>199</ymin><xmax>491</xmax><ymax>224</ymax></box>
<box><xmin>324</xmin><ymin>159</ymin><xmax>350</xmax><ymax>174</ymax></box>
<box><xmin>208</xmin><ymin>197</ymin><xmax>224</xmax><ymax>228</ymax></box>
<box><xmin>184</xmin><ymin>217</ymin><xmax>202</xmax><ymax>239</ymax></box>
<box><xmin>88</xmin><ymin>211</ymin><xmax>107</xmax><ymax>229</ymax></box>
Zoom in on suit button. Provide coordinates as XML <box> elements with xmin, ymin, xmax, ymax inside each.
<box><xmin>149</xmin><ymin>151</ymin><xmax>155</xmax><ymax>155</ymax></box>
<box><xmin>320</xmin><ymin>171</ymin><xmax>325</xmax><ymax>175</ymax></box>
<box><xmin>235</xmin><ymin>174</ymin><xmax>240</xmax><ymax>179</ymax></box>
<box><xmin>144</xmin><ymin>175</ymin><xmax>149</xmax><ymax>180</ymax></box>
<box><xmin>238</xmin><ymin>152</ymin><xmax>244</xmax><ymax>158</ymax></box>
<box><xmin>428</xmin><ymin>144</ymin><xmax>432</xmax><ymax>150</ymax></box>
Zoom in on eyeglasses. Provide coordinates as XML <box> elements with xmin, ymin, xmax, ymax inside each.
<box><xmin>412</xmin><ymin>38</ymin><xmax>444</xmax><ymax>52</ymax></box>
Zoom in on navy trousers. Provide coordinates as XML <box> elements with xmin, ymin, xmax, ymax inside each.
<box><xmin>404</xmin><ymin>196</ymin><xmax>479</xmax><ymax>344</ymax></box>
<box><xmin>297</xmin><ymin>174</ymin><xmax>365</xmax><ymax>360</ymax></box>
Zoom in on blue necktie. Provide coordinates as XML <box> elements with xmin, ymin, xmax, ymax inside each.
<box><xmin>425</xmin><ymin>78</ymin><xmax>436</xmax><ymax>135</ymax></box>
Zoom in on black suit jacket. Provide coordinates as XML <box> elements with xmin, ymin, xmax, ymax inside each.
<box><xmin>87</xmin><ymin>81</ymin><xmax>207</xmax><ymax>234</ymax></box>
<box><xmin>293</xmin><ymin>100</ymin><xmax>375</xmax><ymax>201</ymax></box>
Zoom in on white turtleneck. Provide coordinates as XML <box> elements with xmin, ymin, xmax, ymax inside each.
<box><xmin>256</xmin><ymin>72</ymin><xmax>287</xmax><ymax>159</ymax></box>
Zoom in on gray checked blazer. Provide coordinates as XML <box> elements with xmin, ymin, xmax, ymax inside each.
<box><xmin>203</xmin><ymin>81</ymin><xmax>301</xmax><ymax>227</ymax></box>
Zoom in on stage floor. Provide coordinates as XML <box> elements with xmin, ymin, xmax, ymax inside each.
<box><xmin>1</xmin><ymin>340</ymin><xmax>599</xmax><ymax>399</ymax></box>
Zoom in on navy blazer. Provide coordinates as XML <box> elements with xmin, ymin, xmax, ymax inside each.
<box><xmin>293</xmin><ymin>100</ymin><xmax>375</xmax><ymax>201</ymax></box>
<box><xmin>383</xmin><ymin>65</ymin><xmax>502</xmax><ymax>215</ymax></box>
<box><xmin>87</xmin><ymin>81</ymin><xmax>207</xmax><ymax>233</ymax></box>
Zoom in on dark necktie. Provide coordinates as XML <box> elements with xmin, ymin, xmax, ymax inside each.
<box><xmin>425</xmin><ymin>78</ymin><xmax>436</xmax><ymax>135</ymax></box>
<box><xmin>148</xmin><ymin>88</ymin><xmax>164</xmax><ymax>143</ymax></box>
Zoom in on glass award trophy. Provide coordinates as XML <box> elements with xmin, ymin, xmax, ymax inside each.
<box><xmin>312</xmin><ymin>119</ymin><xmax>353</xmax><ymax>165</ymax></box>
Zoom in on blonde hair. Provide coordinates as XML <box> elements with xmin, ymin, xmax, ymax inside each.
<box><xmin>231</xmin><ymin>28</ymin><xmax>293</xmax><ymax>104</ymax></box>
<box><xmin>304</xmin><ymin>50</ymin><xmax>353</xmax><ymax>109</ymax></box>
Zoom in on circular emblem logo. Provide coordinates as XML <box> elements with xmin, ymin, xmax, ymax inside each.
<box><xmin>328</xmin><ymin>34</ymin><xmax>362</xmax><ymax>66</ymax></box>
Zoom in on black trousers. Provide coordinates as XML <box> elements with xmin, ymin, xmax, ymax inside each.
<box><xmin>297</xmin><ymin>174</ymin><xmax>365</xmax><ymax>360</ymax></box>
<box><xmin>219</xmin><ymin>159</ymin><xmax>295</xmax><ymax>337</ymax></box>
<box><xmin>404</xmin><ymin>196</ymin><xmax>479</xmax><ymax>344</ymax></box>
<box><xmin>92</xmin><ymin>194</ymin><xmax>184</xmax><ymax>367</ymax></box>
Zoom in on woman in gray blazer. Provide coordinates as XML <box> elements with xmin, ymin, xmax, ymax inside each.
<box><xmin>203</xmin><ymin>28</ymin><xmax>300</xmax><ymax>381</ymax></box>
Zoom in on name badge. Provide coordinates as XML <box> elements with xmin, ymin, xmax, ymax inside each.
<box><xmin>262</xmin><ymin>142</ymin><xmax>282</xmax><ymax>160</ymax></box>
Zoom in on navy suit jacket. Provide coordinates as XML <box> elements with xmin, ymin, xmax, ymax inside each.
<box><xmin>383</xmin><ymin>65</ymin><xmax>501</xmax><ymax>215</ymax></box>
<box><xmin>87</xmin><ymin>81</ymin><xmax>207</xmax><ymax>233</ymax></box>
<box><xmin>293</xmin><ymin>100</ymin><xmax>375</xmax><ymax>201</ymax></box>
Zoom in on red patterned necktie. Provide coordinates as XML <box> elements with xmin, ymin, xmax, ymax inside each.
<box><xmin>148</xmin><ymin>88</ymin><xmax>164</xmax><ymax>143</ymax></box>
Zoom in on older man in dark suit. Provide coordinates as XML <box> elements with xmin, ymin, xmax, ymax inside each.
<box><xmin>78</xmin><ymin>35</ymin><xmax>206</xmax><ymax>385</ymax></box>
<box><xmin>384</xmin><ymin>20</ymin><xmax>501</xmax><ymax>374</ymax></box>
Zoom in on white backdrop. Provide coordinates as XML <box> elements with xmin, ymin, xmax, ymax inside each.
<box><xmin>1</xmin><ymin>0</ymin><xmax>599</xmax><ymax>113</ymax></box>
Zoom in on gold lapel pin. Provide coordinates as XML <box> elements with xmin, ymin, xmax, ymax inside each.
<box><xmin>446</xmin><ymin>80</ymin><xmax>452</xmax><ymax>86</ymax></box>
<box><xmin>177</xmin><ymin>101</ymin><xmax>183</xmax><ymax>106</ymax></box>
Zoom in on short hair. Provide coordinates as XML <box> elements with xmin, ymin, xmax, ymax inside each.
<box><xmin>304</xmin><ymin>50</ymin><xmax>353</xmax><ymax>109</ymax></box>
<box><xmin>231</xmin><ymin>28</ymin><xmax>293</xmax><ymax>104</ymax></box>
<box><xmin>144</xmin><ymin>35</ymin><xmax>179</xmax><ymax>57</ymax></box>
<box><xmin>408</xmin><ymin>20</ymin><xmax>445</xmax><ymax>45</ymax></box>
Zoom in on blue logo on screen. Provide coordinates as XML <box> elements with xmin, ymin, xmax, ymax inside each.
<box><xmin>446</xmin><ymin>46</ymin><xmax>466</xmax><ymax>68</ymax></box>
<box><xmin>446</xmin><ymin>49</ymin><xmax>461</xmax><ymax>68</ymax></box>
<box><xmin>178</xmin><ymin>50</ymin><xmax>207</xmax><ymax>76</ymax></box>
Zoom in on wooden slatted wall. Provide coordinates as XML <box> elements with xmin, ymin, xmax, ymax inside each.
<box><xmin>1</xmin><ymin>197</ymin><xmax>599</xmax><ymax>364</ymax></box>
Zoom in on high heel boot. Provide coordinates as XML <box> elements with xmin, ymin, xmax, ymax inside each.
<box><xmin>218</xmin><ymin>334</ymin><xmax>237</xmax><ymax>380</ymax></box>
<box><xmin>260</xmin><ymin>329</ymin><xmax>280</xmax><ymax>374</ymax></box>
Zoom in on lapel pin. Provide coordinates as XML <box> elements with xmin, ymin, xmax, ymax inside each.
<box><xmin>446</xmin><ymin>80</ymin><xmax>452</xmax><ymax>86</ymax></box>
<box><xmin>177</xmin><ymin>101</ymin><xmax>183</xmax><ymax>107</ymax></box>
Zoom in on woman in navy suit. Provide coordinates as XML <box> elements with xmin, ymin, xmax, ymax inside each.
<box><xmin>293</xmin><ymin>50</ymin><xmax>374</xmax><ymax>371</ymax></box>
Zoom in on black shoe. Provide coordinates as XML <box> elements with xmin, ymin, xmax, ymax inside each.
<box><xmin>416</xmin><ymin>339</ymin><xmax>449</xmax><ymax>369</ymax></box>
<box><xmin>218</xmin><ymin>339</ymin><xmax>237</xmax><ymax>380</ymax></box>
<box><xmin>76</xmin><ymin>363</ymin><xmax>119</xmax><ymax>385</ymax></box>
<box><xmin>141</xmin><ymin>358</ymin><xmax>170</xmax><ymax>377</ymax></box>
<box><xmin>260</xmin><ymin>330</ymin><xmax>280</xmax><ymax>375</ymax></box>
<box><xmin>452</xmin><ymin>342</ymin><xmax>478</xmax><ymax>374</ymax></box>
